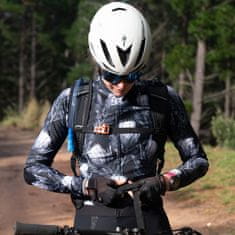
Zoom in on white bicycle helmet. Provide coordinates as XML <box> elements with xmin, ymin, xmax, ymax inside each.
<box><xmin>88</xmin><ymin>2</ymin><xmax>152</xmax><ymax>75</ymax></box>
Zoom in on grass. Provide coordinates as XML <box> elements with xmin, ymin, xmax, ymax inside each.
<box><xmin>164</xmin><ymin>143</ymin><xmax>235</xmax><ymax>213</ymax></box>
<box><xmin>1</xmin><ymin>98</ymin><xmax>50</xmax><ymax>129</ymax></box>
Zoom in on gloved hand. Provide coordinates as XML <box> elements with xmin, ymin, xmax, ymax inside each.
<box><xmin>138</xmin><ymin>175</ymin><xmax>166</xmax><ymax>203</ymax></box>
<box><xmin>84</xmin><ymin>176</ymin><xmax>118</xmax><ymax>206</ymax></box>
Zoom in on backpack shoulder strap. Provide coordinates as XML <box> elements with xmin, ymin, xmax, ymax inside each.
<box><xmin>148</xmin><ymin>80</ymin><xmax>169</xmax><ymax>115</ymax></box>
<box><xmin>149</xmin><ymin>80</ymin><xmax>169</xmax><ymax>130</ymax></box>
<box><xmin>68</xmin><ymin>78</ymin><xmax>93</xmax><ymax>176</ymax></box>
<box><xmin>74</xmin><ymin>79</ymin><xmax>93</xmax><ymax>154</ymax></box>
<box><xmin>147</xmin><ymin>80</ymin><xmax>169</xmax><ymax>173</ymax></box>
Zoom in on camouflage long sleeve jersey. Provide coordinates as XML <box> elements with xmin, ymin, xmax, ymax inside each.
<box><xmin>24</xmin><ymin>78</ymin><xmax>209</xmax><ymax>198</ymax></box>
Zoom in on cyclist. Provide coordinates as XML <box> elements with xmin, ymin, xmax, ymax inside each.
<box><xmin>24</xmin><ymin>2</ymin><xmax>209</xmax><ymax>235</ymax></box>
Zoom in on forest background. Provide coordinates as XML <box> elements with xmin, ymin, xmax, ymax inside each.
<box><xmin>0</xmin><ymin>1</ymin><xmax>235</xmax><ymax>234</ymax></box>
<box><xmin>0</xmin><ymin>0</ymin><xmax>235</xmax><ymax>148</ymax></box>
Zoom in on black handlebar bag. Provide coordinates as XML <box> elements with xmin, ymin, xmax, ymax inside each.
<box><xmin>73</xmin><ymin>196</ymin><xmax>173</xmax><ymax>235</ymax></box>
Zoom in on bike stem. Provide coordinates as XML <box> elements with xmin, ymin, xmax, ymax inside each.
<box><xmin>117</xmin><ymin>182</ymin><xmax>146</xmax><ymax>235</ymax></box>
<box><xmin>133</xmin><ymin>191</ymin><xmax>145</xmax><ymax>235</ymax></box>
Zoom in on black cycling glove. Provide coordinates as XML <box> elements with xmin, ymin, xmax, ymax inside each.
<box><xmin>138</xmin><ymin>175</ymin><xmax>166</xmax><ymax>203</ymax></box>
<box><xmin>85</xmin><ymin>176</ymin><xmax>118</xmax><ymax>206</ymax></box>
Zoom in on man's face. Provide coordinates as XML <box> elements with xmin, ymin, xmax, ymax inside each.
<box><xmin>102</xmin><ymin>79</ymin><xmax>134</xmax><ymax>97</ymax></box>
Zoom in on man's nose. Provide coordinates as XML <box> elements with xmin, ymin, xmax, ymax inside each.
<box><xmin>116</xmin><ymin>80</ymin><xmax>126</xmax><ymax>89</ymax></box>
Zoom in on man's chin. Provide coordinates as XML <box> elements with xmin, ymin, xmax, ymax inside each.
<box><xmin>113</xmin><ymin>91</ymin><xmax>125</xmax><ymax>97</ymax></box>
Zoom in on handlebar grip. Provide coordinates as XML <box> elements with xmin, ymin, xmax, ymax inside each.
<box><xmin>14</xmin><ymin>222</ymin><xmax>61</xmax><ymax>235</ymax></box>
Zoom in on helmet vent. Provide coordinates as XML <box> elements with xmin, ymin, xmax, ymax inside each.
<box><xmin>135</xmin><ymin>39</ymin><xmax>145</xmax><ymax>67</ymax></box>
<box><xmin>112</xmin><ymin>8</ymin><xmax>126</xmax><ymax>12</ymax></box>
<box><xmin>100</xmin><ymin>39</ymin><xmax>115</xmax><ymax>67</ymax></box>
<box><xmin>102</xmin><ymin>63</ymin><xmax>116</xmax><ymax>73</ymax></box>
<box><xmin>117</xmin><ymin>45</ymin><xmax>132</xmax><ymax>66</ymax></box>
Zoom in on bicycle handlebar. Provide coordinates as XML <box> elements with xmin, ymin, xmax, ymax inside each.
<box><xmin>14</xmin><ymin>222</ymin><xmax>62</xmax><ymax>235</ymax></box>
<box><xmin>14</xmin><ymin>182</ymin><xmax>146</xmax><ymax>235</ymax></box>
<box><xmin>15</xmin><ymin>183</ymin><xmax>144</xmax><ymax>235</ymax></box>
<box><xmin>14</xmin><ymin>222</ymin><xmax>144</xmax><ymax>235</ymax></box>
<box><xmin>14</xmin><ymin>182</ymin><xmax>202</xmax><ymax>235</ymax></box>
<box><xmin>14</xmin><ymin>222</ymin><xmax>202</xmax><ymax>235</ymax></box>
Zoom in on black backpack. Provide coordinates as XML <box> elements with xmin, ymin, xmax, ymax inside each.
<box><xmin>67</xmin><ymin>78</ymin><xmax>170</xmax><ymax>176</ymax></box>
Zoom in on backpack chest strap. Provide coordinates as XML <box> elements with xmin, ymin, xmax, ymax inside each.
<box><xmin>75</xmin><ymin>124</ymin><xmax>157</xmax><ymax>135</ymax></box>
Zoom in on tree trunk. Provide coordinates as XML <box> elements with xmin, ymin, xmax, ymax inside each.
<box><xmin>232</xmin><ymin>89</ymin><xmax>235</xmax><ymax>118</ymax></box>
<box><xmin>178</xmin><ymin>71</ymin><xmax>186</xmax><ymax>98</ymax></box>
<box><xmin>18</xmin><ymin>11</ymin><xmax>27</xmax><ymax>113</ymax></box>
<box><xmin>19</xmin><ymin>39</ymin><xmax>25</xmax><ymax>113</ymax></box>
<box><xmin>160</xmin><ymin>51</ymin><xmax>166</xmax><ymax>81</ymax></box>
<box><xmin>191</xmin><ymin>39</ymin><xmax>206</xmax><ymax>135</ymax></box>
<box><xmin>30</xmin><ymin>8</ymin><xmax>36</xmax><ymax>99</ymax></box>
<box><xmin>224</xmin><ymin>73</ymin><xmax>231</xmax><ymax>118</ymax></box>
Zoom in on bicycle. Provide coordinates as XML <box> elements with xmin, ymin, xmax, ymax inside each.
<box><xmin>14</xmin><ymin>182</ymin><xmax>202</xmax><ymax>235</ymax></box>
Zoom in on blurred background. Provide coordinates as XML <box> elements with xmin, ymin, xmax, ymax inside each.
<box><xmin>0</xmin><ymin>0</ymin><xmax>234</xmax><ymax>144</ymax></box>
<box><xmin>0</xmin><ymin>0</ymin><xmax>235</xmax><ymax>234</ymax></box>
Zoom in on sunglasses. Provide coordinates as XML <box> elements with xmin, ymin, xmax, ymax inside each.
<box><xmin>103</xmin><ymin>71</ymin><xmax>141</xmax><ymax>85</ymax></box>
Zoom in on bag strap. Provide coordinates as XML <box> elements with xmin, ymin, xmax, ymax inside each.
<box><xmin>148</xmin><ymin>81</ymin><xmax>169</xmax><ymax>174</ymax></box>
<box><xmin>75</xmin><ymin>125</ymin><xmax>156</xmax><ymax>134</ymax></box>
<box><xmin>68</xmin><ymin>78</ymin><xmax>93</xmax><ymax>176</ymax></box>
<box><xmin>148</xmin><ymin>81</ymin><xmax>169</xmax><ymax>129</ymax></box>
<box><xmin>74</xmin><ymin>80</ymin><xmax>93</xmax><ymax>154</ymax></box>
<box><xmin>68</xmin><ymin>79</ymin><xmax>169</xmax><ymax>176</ymax></box>
<box><xmin>74</xmin><ymin>81</ymin><xmax>169</xmax><ymax>136</ymax></box>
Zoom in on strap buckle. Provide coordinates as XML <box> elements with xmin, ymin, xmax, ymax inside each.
<box><xmin>94</xmin><ymin>123</ymin><xmax>110</xmax><ymax>135</ymax></box>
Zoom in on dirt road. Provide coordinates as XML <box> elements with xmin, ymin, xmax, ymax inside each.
<box><xmin>0</xmin><ymin>127</ymin><xmax>234</xmax><ymax>235</ymax></box>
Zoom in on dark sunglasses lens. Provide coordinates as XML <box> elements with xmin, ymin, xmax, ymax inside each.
<box><xmin>103</xmin><ymin>73</ymin><xmax>121</xmax><ymax>84</ymax></box>
<box><xmin>103</xmin><ymin>71</ymin><xmax>140</xmax><ymax>84</ymax></box>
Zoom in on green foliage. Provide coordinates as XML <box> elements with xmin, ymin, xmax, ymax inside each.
<box><xmin>183</xmin><ymin>99</ymin><xmax>193</xmax><ymax>114</ymax></box>
<box><xmin>0</xmin><ymin>0</ymin><xmax>23</xmax><ymax>16</ymax></box>
<box><xmin>67</xmin><ymin>62</ymin><xmax>94</xmax><ymax>84</ymax></box>
<box><xmin>1</xmin><ymin>98</ymin><xmax>51</xmax><ymax>129</ymax></box>
<box><xmin>164</xmin><ymin>143</ymin><xmax>235</xmax><ymax>212</ymax></box>
<box><xmin>169</xmin><ymin>0</ymin><xmax>195</xmax><ymax>17</ymax></box>
<box><xmin>66</xmin><ymin>0</ymin><xmax>104</xmax><ymax>80</ymax></box>
<box><xmin>189</xmin><ymin>9</ymin><xmax>215</xmax><ymax>40</ymax></box>
<box><xmin>0</xmin><ymin>4</ymin><xmax>21</xmax><ymax>119</ymax></box>
<box><xmin>1</xmin><ymin>98</ymin><xmax>39</xmax><ymax>129</ymax></box>
<box><xmin>66</xmin><ymin>0</ymin><xmax>99</xmax><ymax>58</ymax></box>
<box><xmin>164</xmin><ymin>44</ymin><xmax>194</xmax><ymax>78</ymax></box>
<box><xmin>0</xmin><ymin>0</ymin><xmax>234</xmax><ymax>145</ymax></box>
<box><xmin>211</xmin><ymin>114</ymin><xmax>235</xmax><ymax>149</ymax></box>
<box><xmin>1</xmin><ymin>107</ymin><xmax>21</xmax><ymax>127</ymax></box>
<box><xmin>207</xmin><ymin>3</ymin><xmax>235</xmax><ymax>78</ymax></box>
<box><xmin>0</xmin><ymin>0</ymin><xmax>79</xmax><ymax>120</ymax></box>
<box><xmin>33</xmin><ymin>0</ymin><xmax>79</xmax><ymax>96</ymax></box>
